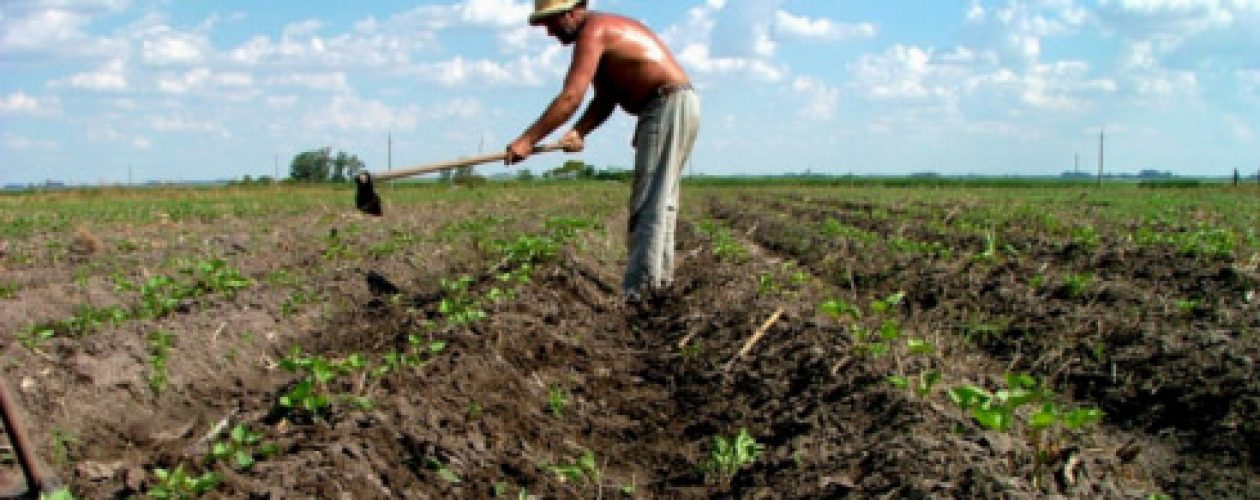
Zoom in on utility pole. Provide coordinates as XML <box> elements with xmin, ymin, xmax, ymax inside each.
<box><xmin>128</xmin><ymin>164</ymin><xmax>133</xmax><ymax>186</ymax></box>
<box><xmin>274</xmin><ymin>153</ymin><xmax>279</xmax><ymax>181</ymax></box>
<box><xmin>1074</xmin><ymin>153</ymin><xmax>1079</xmax><ymax>174</ymax></box>
<box><xmin>388</xmin><ymin>131</ymin><xmax>393</xmax><ymax>173</ymax></box>
<box><xmin>1096</xmin><ymin>127</ymin><xmax>1105</xmax><ymax>187</ymax></box>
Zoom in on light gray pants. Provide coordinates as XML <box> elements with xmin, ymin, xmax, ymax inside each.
<box><xmin>624</xmin><ymin>87</ymin><xmax>700</xmax><ymax>298</ymax></box>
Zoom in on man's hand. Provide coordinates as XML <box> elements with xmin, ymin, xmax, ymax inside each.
<box><xmin>505</xmin><ymin>138</ymin><xmax>533</xmax><ymax>165</ymax></box>
<box><xmin>560</xmin><ymin>129</ymin><xmax>584</xmax><ymax>153</ymax></box>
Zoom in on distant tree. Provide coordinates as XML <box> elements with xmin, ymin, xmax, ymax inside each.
<box><xmin>545</xmin><ymin>160</ymin><xmax>595</xmax><ymax>179</ymax></box>
<box><xmin>331</xmin><ymin>151</ymin><xmax>366</xmax><ymax>182</ymax></box>
<box><xmin>516</xmin><ymin>168</ymin><xmax>535</xmax><ymax>182</ymax></box>
<box><xmin>452</xmin><ymin>165</ymin><xmax>485</xmax><ymax>186</ymax></box>
<box><xmin>290</xmin><ymin>148</ymin><xmax>331</xmax><ymax>182</ymax></box>
<box><xmin>290</xmin><ymin>148</ymin><xmax>365</xmax><ymax>182</ymax></box>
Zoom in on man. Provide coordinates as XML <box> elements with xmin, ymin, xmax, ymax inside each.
<box><xmin>506</xmin><ymin>0</ymin><xmax>700</xmax><ymax>304</ymax></box>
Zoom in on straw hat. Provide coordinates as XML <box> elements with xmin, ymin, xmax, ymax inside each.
<box><xmin>529</xmin><ymin>0</ymin><xmax>583</xmax><ymax>24</ymax></box>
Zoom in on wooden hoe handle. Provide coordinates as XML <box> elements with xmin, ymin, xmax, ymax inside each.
<box><xmin>369</xmin><ymin>143</ymin><xmax>565</xmax><ymax>182</ymax></box>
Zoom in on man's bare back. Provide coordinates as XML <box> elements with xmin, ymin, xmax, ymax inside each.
<box><xmin>583</xmin><ymin>12</ymin><xmax>690</xmax><ymax>115</ymax></box>
<box><xmin>507</xmin><ymin>5</ymin><xmax>690</xmax><ymax>162</ymax></box>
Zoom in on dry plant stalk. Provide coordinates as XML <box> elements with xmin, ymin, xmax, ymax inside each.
<box><xmin>724</xmin><ymin>307</ymin><xmax>785</xmax><ymax>372</ymax></box>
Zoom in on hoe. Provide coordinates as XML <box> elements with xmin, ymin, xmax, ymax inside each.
<box><xmin>355</xmin><ymin>143</ymin><xmax>564</xmax><ymax>216</ymax></box>
<box><xmin>0</xmin><ymin>378</ymin><xmax>59</xmax><ymax>497</ymax></box>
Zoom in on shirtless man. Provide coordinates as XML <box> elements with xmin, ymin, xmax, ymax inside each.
<box><xmin>506</xmin><ymin>0</ymin><xmax>700</xmax><ymax>304</ymax></box>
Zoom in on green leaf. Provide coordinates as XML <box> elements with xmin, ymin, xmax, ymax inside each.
<box><xmin>230</xmin><ymin>425</ymin><xmax>247</xmax><ymax>443</ymax></box>
<box><xmin>1063</xmin><ymin>408</ymin><xmax>1104</xmax><ymax>429</ymax></box>
<box><xmin>879</xmin><ymin>320</ymin><xmax>901</xmax><ymax>341</ymax></box>
<box><xmin>949</xmin><ymin>385</ymin><xmax>991</xmax><ymax>410</ymax></box>
<box><xmin>887</xmin><ymin>375</ymin><xmax>909</xmax><ymax>389</ymax></box>
<box><xmin>972</xmin><ymin>407</ymin><xmax>1012</xmax><ymax>431</ymax></box>
<box><xmin>210</xmin><ymin>442</ymin><xmax>231</xmax><ymax>459</ymax></box>
<box><xmin>1029</xmin><ymin>404</ymin><xmax>1059</xmax><ymax>430</ymax></box>
<box><xmin>906</xmin><ymin>338</ymin><xmax>934</xmax><ymax>355</ymax></box>
<box><xmin>1005</xmin><ymin>373</ymin><xmax>1037</xmax><ymax>390</ymax></box>
<box><xmin>917</xmin><ymin>371</ymin><xmax>942</xmax><ymax>396</ymax></box>
<box><xmin>234</xmin><ymin>450</ymin><xmax>255</xmax><ymax>470</ymax></box>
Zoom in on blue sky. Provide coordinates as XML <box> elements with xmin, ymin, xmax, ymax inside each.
<box><xmin>2</xmin><ymin>0</ymin><xmax>1259</xmax><ymax>184</ymax></box>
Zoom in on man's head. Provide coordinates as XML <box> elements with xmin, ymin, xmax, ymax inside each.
<box><xmin>529</xmin><ymin>0</ymin><xmax>587</xmax><ymax>45</ymax></box>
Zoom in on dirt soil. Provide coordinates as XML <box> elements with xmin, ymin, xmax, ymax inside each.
<box><xmin>1</xmin><ymin>185</ymin><xmax>1257</xmax><ymax>498</ymax></box>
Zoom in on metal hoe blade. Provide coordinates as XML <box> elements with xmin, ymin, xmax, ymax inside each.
<box><xmin>355</xmin><ymin>172</ymin><xmax>383</xmax><ymax>216</ymax></box>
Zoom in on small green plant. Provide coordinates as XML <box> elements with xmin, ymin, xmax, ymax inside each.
<box><xmin>820</xmin><ymin>292</ymin><xmax>905</xmax><ymax>358</ymax></box>
<box><xmin>949</xmin><ymin>374</ymin><xmax>1103</xmax><ymax>482</ymax></box>
<box><xmin>277</xmin><ymin>347</ymin><xmax>367</xmax><ymax>417</ymax></box>
<box><xmin>207</xmin><ymin>424</ymin><xmax>277</xmax><ymax>471</ymax></box>
<box><xmin>426</xmin><ymin>457</ymin><xmax>462</xmax><ymax>484</ymax></box>
<box><xmin>147</xmin><ymin>330</ymin><xmax>176</xmax><ymax>395</ymax></box>
<box><xmin>755</xmin><ymin>272</ymin><xmax>778</xmax><ymax>297</ymax></box>
<box><xmin>1173</xmin><ymin>298</ymin><xmax>1201</xmax><ymax>316</ymax></box>
<box><xmin>40</xmin><ymin>487</ymin><xmax>76</xmax><ymax>500</ymax></box>
<box><xmin>148</xmin><ymin>464</ymin><xmax>220</xmax><ymax>499</ymax></box>
<box><xmin>546</xmin><ymin>451</ymin><xmax>601</xmax><ymax>487</ymax></box>
<box><xmin>1062</xmin><ymin>272</ymin><xmax>1093</xmax><ymax>298</ymax></box>
<box><xmin>704</xmin><ymin>428</ymin><xmax>763</xmax><ymax>488</ymax></box>
<box><xmin>697</xmin><ymin>220</ymin><xmax>748</xmax><ymax>263</ymax></box>
<box><xmin>0</xmin><ymin>281</ymin><xmax>19</xmax><ymax>299</ymax></box>
<box><xmin>438</xmin><ymin>276</ymin><xmax>487</xmax><ymax>326</ymax></box>
<box><xmin>547</xmin><ymin>385</ymin><xmax>569</xmax><ymax>418</ymax></box>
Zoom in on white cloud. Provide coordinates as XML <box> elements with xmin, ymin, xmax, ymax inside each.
<box><xmin>774</xmin><ymin>11</ymin><xmax>876</xmax><ymax>41</ymax></box>
<box><xmin>0</xmin><ymin>91</ymin><xmax>60</xmax><ymax>115</ymax></box>
<box><xmin>458</xmin><ymin>0</ymin><xmax>532</xmax><ymax>27</ymax></box>
<box><xmin>2</xmin><ymin>132</ymin><xmax>57</xmax><ymax>151</ymax></box>
<box><xmin>148</xmin><ymin>115</ymin><xmax>230</xmax><ymax>138</ymax></box>
<box><xmin>791</xmin><ymin>76</ymin><xmax>841</xmax><ymax>120</ymax></box>
<box><xmin>0</xmin><ymin>0</ymin><xmax>129</xmax><ymax>57</ymax></box>
<box><xmin>54</xmin><ymin>58</ymin><xmax>128</xmax><ymax>90</ymax></box>
<box><xmin>141</xmin><ymin>28</ymin><xmax>208</xmax><ymax>66</ymax></box>
<box><xmin>266</xmin><ymin>72</ymin><xmax>350</xmax><ymax>92</ymax></box>
<box><xmin>308</xmin><ymin>95</ymin><xmax>423</xmax><ymax>132</ymax></box>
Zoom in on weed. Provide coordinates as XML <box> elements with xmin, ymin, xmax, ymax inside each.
<box><xmin>40</xmin><ymin>488</ymin><xmax>76</xmax><ymax>500</ymax></box>
<box><xmin>547</xmin><ymin>450</ymin><xmax>601</xmax><ymax>487</ymax></box>
<box><xmin>277</xmin><ymin>347</ymin><xmax>367</xmax><ymax>418</ymax></box>
<box><xmin>0</xmin><ymin>278</ymin><xmax>19</xmax><ymax>298</ymax></box>
<box><xmin>1173</xmin><ymin>298</ymin><xmax>1201</xmax><ymax>316</ymax></box>
<box><xmin>1062</xmin><ymin>272</ymin><xmax>1093</xmax><ymax>298</ymax></box>
<box><xmin>148</xmin><ymin>464</ymin><xmax>220</xmax><ymax>498</ymax></box>
<box><xmin>704</xmin><ymin>428</ymin><xmax>763</xmax><ymax>488</ymax></box>
<box><xmin>426</xmin><ymin>457</ymin><xmax>462</xmax><ymax>484</ymax></box>
<box><xmin>208</xmin><ymin>424</ymin><xmax>276</xmax><ymax>471</ymax></box>
<box><xmin>147</xmin><ymin>330</ymin><xmax>176</xmax><ymax>395</ymax></box>
<box><xmin>547</xmin><ymin>385</ymin><xmax>569</xmax><ymax>418</ymax></box>
<box><xmin>438</xmin><ymin>276</ymin><xmax>486</xmax><ymax>326</ymax></box>
<box><xmin>50</xmin><ymin>428</ymin><xmax>75</xmax><ymax>467</ymax></box>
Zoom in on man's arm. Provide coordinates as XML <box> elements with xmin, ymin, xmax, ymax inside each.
<box><xmin>507</xmin><ymin>20</ymin><xmax>604</xmax><ymax>163</ymax></box>
<box><xmin>572</xmin><ymin>89</ymin><xmax>615</xmax><ymax>138</ymax></box>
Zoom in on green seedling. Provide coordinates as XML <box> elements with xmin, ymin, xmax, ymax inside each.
<box><xmin>148</xmin><ymin>464</ymin><xmax>220</xmax><ymax>499</ymax></box>
<box><xmin>277</xmin><ymin>347</ymin><xmax>367</xmax><ymax>417</ymax></box>
<box><xmin>40</xmin><ymin>488</ymin><xmax>76</xmax><ymax>500</ymax></box>
<box><xmin>755</xmin><ymin>272</ymin><xmax>778</xmax><ymax>297</ymax></box>
<box><xmin>0</xmin><ymin>281</ymin><xmax>19</xmax><ymax>299</ymax></box>
<box><xmin>207</xmin><ymin>424</ymin><xmax>277</xmax><ymax>471</ymax></box>
<box><xmin>1062</xmin><ymin>272</ymin><xmax>1093</xmax><ymax>298</ymax></box>
<box><xmin>890</xmin><ymin>369</ymin><xmax>941</xmax><ymax>397</ymax></box>
<box><xmin>438</xmin><ymin>276</ymin><xmax>487</xmax><ymax>326</ymax></box>
<box><xmin>547</xmin><ymin>385</ymin><xmax>569</xmax><ymax>418</ymax></box>
<box><xmin>148</xmin><ymin>330</ymin><xmax>176</xmax><ymax>395</ymax></box>
<box><xmin>546</xmin><ymin>451</ymin><xmax>601</xmax><ymax>487</ymax></box>
<box><xmin>426</xmin><ymin>458</ymin><xmax>462</xmax><ymax>484</ymax></box>
<box><xmin>1173</xmin><ymin>298</ymin><xmax>1201</xmax><ymax>316</ymax></box>
<box><xmin>705</xmin><ymin>428</ymin><xmax>763</xmax><ymax>488</ymax></box>
<box><xmin>949</xmin><ymin>373</ymin><xmax>1103</xmax><ymax>483</ymax></box>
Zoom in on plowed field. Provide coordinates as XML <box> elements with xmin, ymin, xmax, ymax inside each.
<box><xmin>2</xmin><ymin>182</ymin><xmax>1257</xmax><ymax>498</ymax></box>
